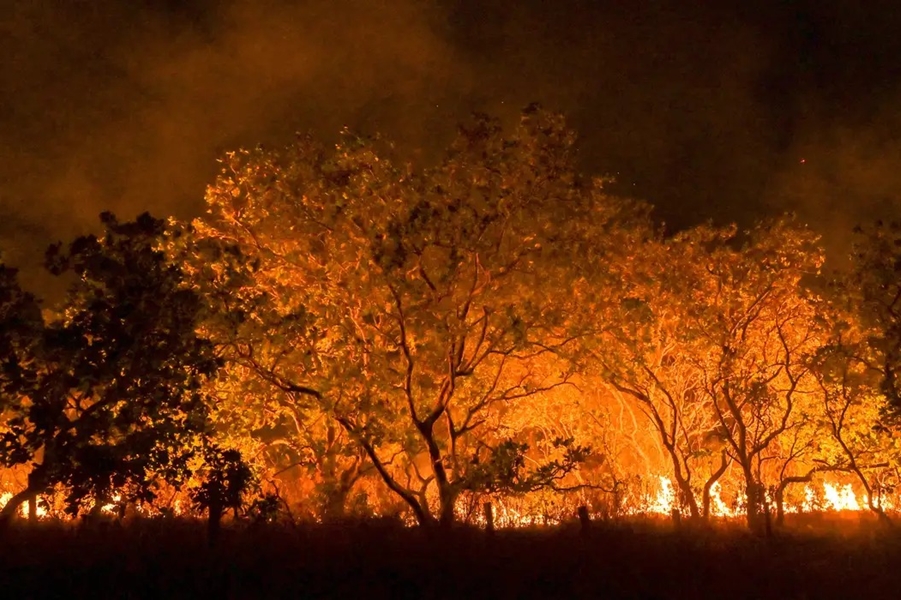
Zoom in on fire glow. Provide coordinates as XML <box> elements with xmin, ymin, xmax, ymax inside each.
<box><xmin>0</xmin><ymin>478</ymin><xmax>892</xmax><ymax>528</ymax></box>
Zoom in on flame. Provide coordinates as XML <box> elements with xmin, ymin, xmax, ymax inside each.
<box><xmin>2</xmin><ymin>474</ymin><xmax>898</xmax><ymax>529</ymax></box>
<box><xmin>0</xmin><ymin>492</ymin><xmax>48</xmax><ymax>518</ymax></box>
<box><xmin>646</xmin><ymin>476</ymin><xmax>676</xmax><ymax>515</ymax></box>
<box><xmin>822</xmin><ymin>483</ymin><xmax>861</xmax><ymax>511</ymax></box>
<box><xmin>708</xmin><ymin>481</ymin><xmax>733</xmax><ymax>517</ymax></box>
<box><xmin>99</xmin><ymin>494</ymin><xmax>122</xmax><ymax>515</ymax></box>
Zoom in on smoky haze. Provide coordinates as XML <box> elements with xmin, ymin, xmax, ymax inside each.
<box><xmin>2</xmin><ymin>0</ymin><xmax>901</xmax><ymax>292</ymax></box>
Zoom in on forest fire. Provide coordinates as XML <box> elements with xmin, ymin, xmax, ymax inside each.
<box><xmin>7</xmin><ymin>2</ymin><xmax>901</xmax><ymax>597</ymax></box>
<box><xmin>1</xmin><ymin>475</ymin><xmax>890</xmax><ymax>528</ymax></box>
<box><xmin>0</xmin><ymin>108</ymin><xmax>900</xmax><ymax>535</ymax></box>
<box><xmin>462</xmin><ymin>477</ymin><xmax>898</xmax><ymax>529</ymax></box>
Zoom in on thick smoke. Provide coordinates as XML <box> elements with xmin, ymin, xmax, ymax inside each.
<box><xmin>1</xmin><ymin>0</ymin><xmax>467</xmax><ymax>292</ymax></box>
<box><xmin>2</xmin><ymin>0</ymin><xmax>900</xmax><ymax>292</ymax></box>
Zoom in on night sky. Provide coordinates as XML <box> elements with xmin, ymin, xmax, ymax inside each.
<box><xmin>3</xmin><ymin>0</ymin><xmax>901</xmax><ymax>291</ymax></box>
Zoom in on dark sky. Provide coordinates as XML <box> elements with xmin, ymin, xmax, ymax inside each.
<box><xmin>3</xmin><ymin>0</ymin><xmax>901</xmax><ymax>291</ymax></box>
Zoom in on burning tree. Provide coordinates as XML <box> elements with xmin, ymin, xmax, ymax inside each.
<box><xmin>688</xmin><ymin>219</ymin><xmax>826</xmax><ymax>530</ymax></box>
<box><xmin>2</xmin><ymin>109</ymin><xmax>898</xmax><ymax>532</ymax></box>
<box><xmin>805</xmin><ymin>221</ymin><xmax>901</xmax><ymax>522</ymax></box>
<box><xmin>589</xmin><ymin>229</ymin><xmax>735</xmax><ymax>522</ymax></box>
<box><xmin>188</xmin><ymin>107</ymin><xmax>631</xmax><ymax>526</ymax></box>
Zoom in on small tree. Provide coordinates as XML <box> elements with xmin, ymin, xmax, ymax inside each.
<box><xmin>191</xmin><ymin>444</ymin><xmax>255</xmax><ymax>541</ymax></box>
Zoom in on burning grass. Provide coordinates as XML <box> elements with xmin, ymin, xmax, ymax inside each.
<box><xmin>2</xmin><ymin>515</ymin><xmax>901</xmax><ymax>599</ymax></box>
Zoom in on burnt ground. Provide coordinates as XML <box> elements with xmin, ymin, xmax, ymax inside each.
<box><xmin>0</xmin><ymin>515</ymin><xmax>899</xmax><ymax>599</ymax></box>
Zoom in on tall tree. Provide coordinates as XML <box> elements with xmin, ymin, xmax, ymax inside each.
<box><xmin>845</xmin><ymin>221</ymin><xmax>901</xmax><ymax>418</ymax></box>
<box><xmin>807</xmin><ymin>220</ymin><xmax>901</xmax><ymax>522</ymax></box>
<box><xmin>0</xmin><ymin>262</ymin><xmax>44</xmax><ymax>518</ymax></box>
<box><xmin>689</xmin><ymin>219</ymin><xmax>825</xmax><ymax>531</ymax></box>
<box><xmin>191</xmin><ymin>108</ymin><xmax>622</xmax><ymax>526</ymax></box>
<box><xmin>590</xmin><ymin>229</ymin><xmax>734</xmax><ymax>522</ymax></box>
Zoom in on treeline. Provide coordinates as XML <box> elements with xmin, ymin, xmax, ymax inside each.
<box><xmin>2</xmin><ymin>107</ymin><xmax>901</xmax><ymax>532</ymax></box>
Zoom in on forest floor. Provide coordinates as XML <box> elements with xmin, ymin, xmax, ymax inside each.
<box><xmin>0</xmin><ymin>514</ymin><xmax>899</xmax><ymax>599</ymax></box>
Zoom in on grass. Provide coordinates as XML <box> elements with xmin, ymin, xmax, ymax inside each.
<box><xmin>1</xmin><ymin>515</ymin><xmax>900</xmax><ymax>599</ymax></box>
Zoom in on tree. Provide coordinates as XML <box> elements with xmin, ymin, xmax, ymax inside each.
<box><xmin>590</xmin><ymin>229</ymin><xmax>735</xmax><ymax>522</ymax></box>
<box><xmin>0</xmin><ymin>262</ymin><xmax>44</xmax><ymax>519</ymax></box>
<box><xmin>191</xmin><ymin>442</ymin><xmax>256</xmax><ymax>542</ymax></box>
<box><xmin>688</xmin><ymin>219</ymin><xmax>825</xmax><ymax>531</ymax></box>
<box><xmin>845</xmin><ymin>221</ymin><xmax>901</xmax><ymax>418</ymax></box>
<box><xmin>190</xmin><ymin>107</ymin><xmax>617</xmax><ymax>526</ymax></box>
<box><xmin>0</xmin><ymin>213</ymin><xmax>225</xmax><ymax>524</ymax></box>
<box><xmin>807</xmin><ymin>220</ymin><xmax>901</xmax><ymax>522</ymax></box>
<box><xmin>811</xmin><ymin>325</ymin><xmax>896</xmax><ymax>522</ymax></box>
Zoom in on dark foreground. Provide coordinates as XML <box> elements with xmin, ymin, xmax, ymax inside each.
<box><xmin>1</xmin><ymin>516</ymin><xmax>900</xmax><ymax>599</ymax></box>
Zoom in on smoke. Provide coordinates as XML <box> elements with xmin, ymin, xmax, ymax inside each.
<box><xmin>758</xmin><ymin>0</ymin><xmax>901</xmax><ymax>266</ymax></box>
<box><xmin>0</xmin><ymin>0</ymin><xmax>468</xmax><ymax>292</ymax></box>
<box><xmin>3</xmin><ymin>0</ymin><xmax>900</xmax><ymax>291</ymax></box>
<box><xmin>765</xmin><ymin>109</ymin><xmax>901</xmax><ymax>266</ymax></box>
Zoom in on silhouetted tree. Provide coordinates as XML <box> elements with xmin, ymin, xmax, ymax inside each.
<box><xmin>0</xmin><ymin>262</ymin><xmax>44</xmax><ymax>519</ymax></box>
<box><xmin>805</xmin><ymin>221</ymin><xmax>901</xmax><ymax>523</ymax></box>
<box><xmin>0</xmin><ymin>213</ymin><xmax>223</xmax><ymax>524</ymax></box>
<box><xmin>191</xmin><ymin>443</ymin><xmax>255</xmax><ymax>542</ymax></box>
<box><xmin>846</xmin><ymin>222</ymin><xmax>901</xmax><ymax>419</ymax></box>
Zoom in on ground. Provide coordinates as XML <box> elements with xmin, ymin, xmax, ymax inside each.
<box><xmin>1</xmin><ymin>515</ymin><xmax>899</xmax><ymax>599</ymax></box>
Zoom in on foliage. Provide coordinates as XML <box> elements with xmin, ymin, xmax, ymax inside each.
<box><xmin>190</xmin><ymin>445</ymin><xmax>255</xmax><ymax>517</ymax></box>
<box><xmin>845</xmin><ymin>222</ymin><xmax>901</xmax><ymax>420</ymax></box>
<box><xmin>0</xmin><ymin>213</ymin><xmax>225</xmax><ymax>520</ymax></box>
<box><xmin>2</xmin><ymin>111</ymin><xmax>901</xmax><ymax>531</ymax></box>
<box><xmin>187</xmin><ymin>106</ymin><xmax>640</xmax><ymax>525</ymax></box>
<box><xmin>0</xmin><ymin>264</ymin><xmax>42</xmax><ymax>406</ymax></box>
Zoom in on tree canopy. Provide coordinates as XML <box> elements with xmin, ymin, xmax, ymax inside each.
<box><xmin>1</xmin><ymin>108</ymin><xmax>900</xmax><ymax>531</ymax></box>
<box><xmin>0</xmin><ymin>213</ymin><xmax>232</xmax><ymax>523</ymax></box>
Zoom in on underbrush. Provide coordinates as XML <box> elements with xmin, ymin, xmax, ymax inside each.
<box><xmin>1</xmin><ymin>515</ymin><xmax>900</xmax><ymax>599</ymax></box>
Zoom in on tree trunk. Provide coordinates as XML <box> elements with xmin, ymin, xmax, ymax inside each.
<box><xmin>208</xmin><ymin>500</ymin><xmax>224</xmax><ymax>546</ymax></box>
<box><xmin>418</xmin><ymin>420</ymin><xmax>456</xmax><ymax>528</ymax></box>
<box><xmin>671</xmin><ymin>467</ymin><xmax>699</xmax><ymax>521</ymax></box>
<box><xmin>774</xmin><ymin>474</ymin><xmax>815</xmax><ymax>527</ymax></box>
<box><xmin>335</xmin><ymin>417</ymin><xmax>431</xmax><ymax>527</ymax></box>
<box><xmin>320</xmin><ymin>460</ymin><xmax>363</xmax><ymax>521</ymax></box>
<box><xmin>701</xmin><ymin>451</ymin><xmax>729</xmax><ymax>520</ymax></box>
<box><xmin>27</xmin><ymin>494</ymin><xmax>37</xmax><ymax>522</ymax></box>
<box><xmin>322</xmin><ymin>489</ymin><xmax>349</xmax><ymax>521</ymax></box>
<box><xmin>864</xmin><ymin>488</ymin><xmax>893</xmax><ymax>526</ymax></box>
<box><xmin>744</xmin><ymin>478</ymin><xmax>763</xmax><ymax>532</ymax></box>
<box><xmin>437</xmin><ymin>483</ymin><xmax>458</xmax><ymax>528</ymax></box>
<box><xmin>0</xmin><ymin>488</ymin><xmax>36</xmax><ymax>530</ymax></box>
